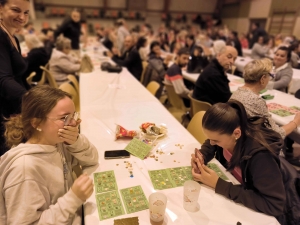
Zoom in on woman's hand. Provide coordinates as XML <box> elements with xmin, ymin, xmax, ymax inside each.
<box><xmin>58</xmin><ymin>119</ymin><xmax>81</xmax><ymax>145</ymax></box>
<box><xmin>192</xmin><ymin>158</ymin><xmax>219</xmax><ymax>189</ymax></box>
<box><xmin>191</xmin><ymin>148</ymin><xmax>204</xmax><ymax>174</ymax></box>
<box><xmin>72</xmin><ymin>174</ymin><xmax>93</xmax><ymax>201</ymax></box>
<box><xmin>292</xmin><ymin>113</ymin><xmax>300</xmax><ymax>127</ymax></box>
<box><xmin>191</xmin><ymin>153</ymin><xmax>199</xmax><ymax>172</ymax></box>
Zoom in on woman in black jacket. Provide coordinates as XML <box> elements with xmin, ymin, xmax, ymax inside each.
<box><xmin>0</xmin><ymin>0</ymin><xmax>30</xmax><ymax>155</ymax></box>
<box><xmin>191</xmin><ymin>100</ymin><xmax>300</xmax><ymax>225</ymax></box>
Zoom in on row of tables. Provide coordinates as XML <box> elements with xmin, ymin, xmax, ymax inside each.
<box><xmin>80</xmin><ymin>41</ymin><xmax>281</xmax><ymax>224</ymax></box>
<box><xmin>183</xmin><ymin>70</ymin><xmax>300</xmax><ymax>137</ymax></box>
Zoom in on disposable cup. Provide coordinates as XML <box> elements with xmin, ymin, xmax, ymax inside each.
<box><xmin>183</xmin><ymin>180</ymin><xmax>200</xmax><ymax>212</ymax></box>
<box><xmin>149</xmin><ymin>192</ymin><xmax>167</xmax><ymax>223</ymax></box>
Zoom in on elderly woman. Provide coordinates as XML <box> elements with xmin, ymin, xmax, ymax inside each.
<box><xmin>231</xmin><ymin>58</ymin><xmax>300</xmax><ymax>166</ymax></box>
<box><xmin>272</xmin><ymin>46</ymin><xmax>293</xmax><ymax>92</ymax></box>
<box><xmin>24</xmin><ymin>34</ymin><xmax>50</xmax><ymax>83</ymax></box>
<box><xmin>49</xmin><ymin>36</ymin><xmax>80</xmax><ymax>86</ymax></box>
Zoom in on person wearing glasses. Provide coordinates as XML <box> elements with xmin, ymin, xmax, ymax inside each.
<box><xmin>49</xmin><ymin>35</ymin><xmax>81</xmax><ymax>86</ymax></box>
<box><xmin>0</xmin><ymin>85</ymin><xmax>98</xmax><ymax>224</ymax></box>
<box><xmin>230</xmin><ymin>58</ymin><xmax>300</xmax><ymax>166</ymax></box>
<box><xmin>0</xmin><ymin>0</ymin><xmax>30</xmax><ymax>156</ymax></box>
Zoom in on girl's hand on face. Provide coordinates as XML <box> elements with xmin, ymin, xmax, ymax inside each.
<box><xmin>192</xmin><ymin>158</ymin><xmax>219</xmax><ymax>189</ymax></box>
<box><xmin>58</xmin><ymin>119</ymin><xmax>81</xmax><ymax>145</ymax></box>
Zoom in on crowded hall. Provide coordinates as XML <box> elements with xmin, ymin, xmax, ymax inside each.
<box><xmin>1</xmin><ymin>0</ymin><xmax>300</xmax><ymax>224</ymax></box>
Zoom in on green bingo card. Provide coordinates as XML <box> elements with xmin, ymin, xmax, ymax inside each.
<box><xmin>94</xmin><ymin>170</ymin><xmax>118</xmax><ymax>194</ymax></box>
<box><xmin>124</xmin><ymin>138</ymin><xmax>152</xmax><ymax>160</ymax></box>
<box><xmin>120</xmin><ymin>185</ymin><xmax>149</xmax><ymax>214</ymax></box>
<box><xmin>148</xmin><ymin>166</ymin><xmax>193</xmax><ymax>190</ymax></box>
<box><xmin>148</xmin><ymin>164</ymin><xmax>229</xmax><ymax>190</ymax></box>
<box><xmin>96</xmin><ymin>191</ymin><xmax>125</xmax><ymax>220</ymax></box>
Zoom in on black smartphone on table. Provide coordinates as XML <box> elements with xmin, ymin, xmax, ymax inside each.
<box><xmin>104</xmin><ymin>150</ymin><xmax>130</xmax><ymax>159</ymax></box>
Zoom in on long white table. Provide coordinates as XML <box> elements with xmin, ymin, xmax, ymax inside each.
<box><xmin>80</xmin><ymin>60</ymin><xmax>280</xmax><ymax>224</ymax></box>
<box><xmin>234</xmin><ymin>56</ymin><xmax>253</xmax><ymax>73</ymax></box>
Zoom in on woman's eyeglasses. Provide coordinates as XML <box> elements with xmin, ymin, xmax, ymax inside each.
<box><xmin>48</xmin><ymin>112</ymin><xmax>79</xmax><ymax>126</ymax></box>
<box><xmin>268</xmin><ymin>72</ymin><xmax>275</xmax><ymax>79</ymax></box>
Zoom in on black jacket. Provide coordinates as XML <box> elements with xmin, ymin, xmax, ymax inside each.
<box><xmin>200</xmin><ymin>128</ymin><xmax>300</xmax><ymax>224</ymax></box>
<box><xmin>0</xmin><ymin>28</ymin><xmax>27</xmax><ymax>155</ymax></box>
<box><xmin>24</xmin><ymin>47</ymin><xmax>50</xmax><ymax>82</ymax></box>
<box><xmin>231</xmin><ymin>38</ymin><xmax>243</xmax><ymax>57</ymax></box>
<box><xmin>249</xmin><ymin>27</ymin><xmax>267</xmax><ymax>49</ymax></box>
<box><xmin>55</xmin><ymin>18</ymin><xmax>81</xmax><ymax>50</ymax></box>
<box><xmin>112</xmin><ymin>46</ymin><xmax>143</xmax><ymax>80</ymax></box>
<box><xmin>193</xmin><ymin>59</ymin><xmax>231</xmax><ymax>104</ymax></box>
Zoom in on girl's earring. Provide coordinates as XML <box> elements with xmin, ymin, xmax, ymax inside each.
<box><xmin>36</xmin><ymin>128</ymin><xmax>42</xmax><ymax>132</ymax></box>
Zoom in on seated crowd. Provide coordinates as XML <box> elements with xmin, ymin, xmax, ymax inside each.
<box><xmin>0</xmin><ymin>1</ymin><xmax>300</xmax><ymax>224</ymax></box>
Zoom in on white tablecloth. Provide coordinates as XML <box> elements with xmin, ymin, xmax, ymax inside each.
<box><xmin>264</xmin><ymin>89</ymin><xmax>300</xmax><ymax>137</ymax></box>
<box><xmin>289</xmin><ymin>69</ymin><xmax>300</xmax><ymax>94</ymax></box>
<box><xmin>242</xmin><ymin>48</ymin><xmax>252</xmax><ymax>57</ymax></box>
<box><xmin>234</xmin><ymin>56</ymin><xmax>253</xmax><ymax>73</ymax></box>
<box><xmin>80</xmin><ymin>64</ymin><xmax>279</xmax><ymax>224</ymax></box>
<box><xmin>182</xmin><ymin>71</ymin><xmax>300</xmax><ymax>136</ymax></box>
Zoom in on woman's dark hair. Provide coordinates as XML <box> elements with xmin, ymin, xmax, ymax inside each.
<box><xmin>289</xmin><ymin>42</ymin><xmax>299</xmax><ymax>52</ymax></box>
<box><xmin>187</xmin><ymin>34</ymin><xmax>194</xmax><ymax>41</ymax></box>
<box><xmin>159</xmin><ymin>32</ymin><xmax>168</xmax><ymax>42</ymax></box>
<box><xmin>202</xmin><ymin>100</ymin><xmax>277</xmax><ymax>171</ymax></box>
<box><xmin>136</xmin><ymin>36</ymin><xmax>147</xmax><ymax>50</ymax></box>
<box><xmin>258</xmin><ymin>35</ymin><xmax>269</xmax><ymax>45</ymax></box>
<box><xmin>231</xmin><ymin>31</ymin><xmax>238</xmax><ymax>38</ymax></box>
<box><xmin>149</xmin><ymin>41</ymin><xmax>160</xmax><ymax>56</ymax></box>
<box><xmin>276</xmin><ymin>46</ymin><xmax>292</xmax><ymax>62</ymax></box>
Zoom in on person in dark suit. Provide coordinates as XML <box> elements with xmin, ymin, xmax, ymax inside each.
<box><xmin>193</xmin><ymin>46</ymin><xmax>237</xmax><ymax>105</ymax></box>
<box><xmin>23</xmin><ymin>34</ymin><xmax>50</xmax><ymax>83</ymax></box>
<box><xmin>249</xmin><ymin>22</ymin><xmax>267</xmax><ymax>49</ymax></box>
<box><xmin>109</xmin><ymin>35</ymin><xmax>143</xmax><ymax>80</ymax></box>
<box><xmin>54</xmin><ymin>9</ymin><xmax>81</xmax><ymax>51</ymax></box>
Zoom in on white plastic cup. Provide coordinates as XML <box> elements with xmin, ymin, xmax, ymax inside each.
<box><xmin>183</xmin><ymin>180</ymin><xmax>201</xmax><ymax>212</ymax></box>
<box><xmin>149</xmin><ymin>192</ymin><xmax>167</xmax><ymax>223</ymax></box>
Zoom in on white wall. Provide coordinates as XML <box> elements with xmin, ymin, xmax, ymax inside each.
<box><xmin>249</xmin><ymin>0</ymin><xmax>272</xmax><ymax>18</ymax></box>
<box><xmin>222</xmin><ymin>18</ymin><xmax>238</xmax><ymax>31</ymax></box>
<box><xmin>169</xmin><ymin>0</ymin><xmax>217</xmax><ymax>13</ymax></box>
<box><xmin>293</xmin><ymin>17</ymin><xmax>300</xmax><ymax>38</ymax></box>
<box><xmin>236</xmin><ymin>18</ymin><xmax>250</xmax><ymax>34</ymax></box>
